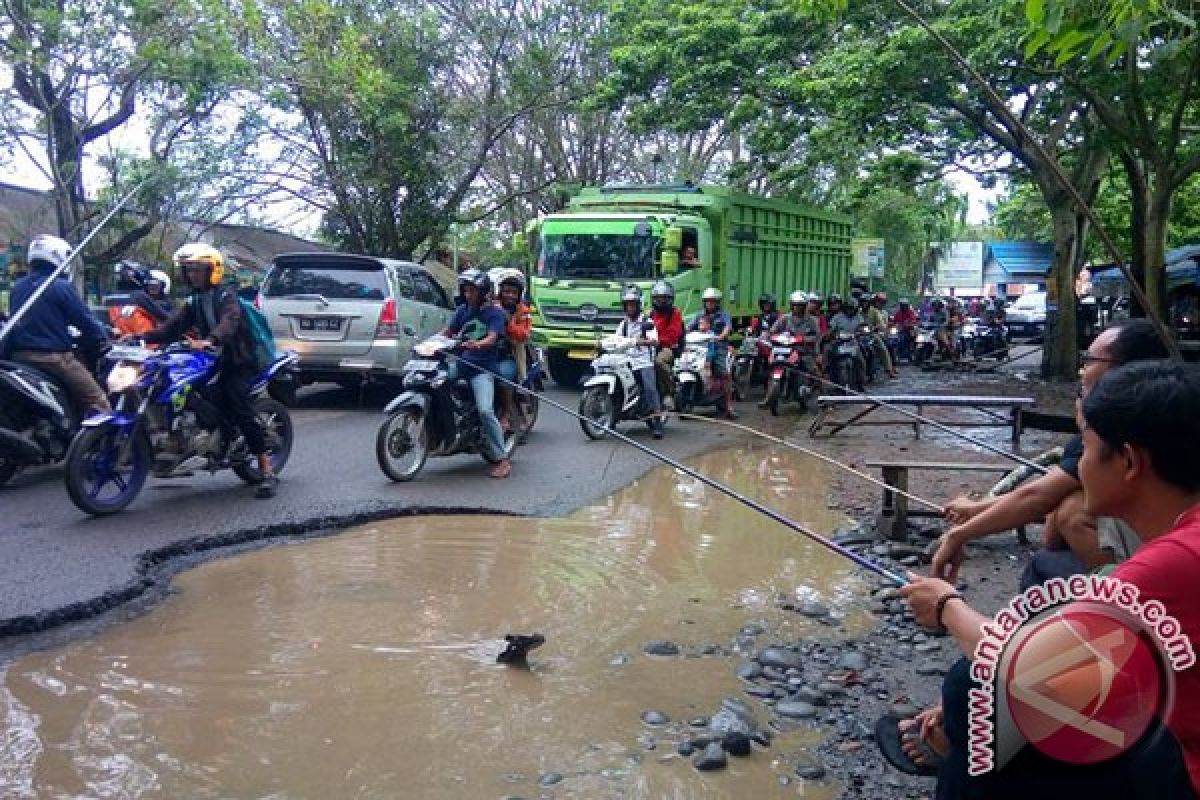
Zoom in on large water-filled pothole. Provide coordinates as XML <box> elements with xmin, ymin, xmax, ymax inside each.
<box><xmin>1</xmin><ymin>446</ymin><xmax>871</xmax><ymax>798</ymax></box>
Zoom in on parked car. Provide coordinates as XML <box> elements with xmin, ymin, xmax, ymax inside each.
<box><xmin>259</xmin><ymin>253</ymin><xmax>455</xmax><ymax>401</ymax></box>
<box><xmin>1005</xmin><ymin>291</ymin><xmax>1047</xmax><ymax>338</ymax></box>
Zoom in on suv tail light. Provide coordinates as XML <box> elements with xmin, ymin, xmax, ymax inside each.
<box><xmin>375</xmin><ymin>297</ymin><xmax>399</xmax><ymax>338</ymax></box>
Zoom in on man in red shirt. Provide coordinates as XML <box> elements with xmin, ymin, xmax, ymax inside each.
<box><xmin>649</xmin><ymin>281</ymin><xmax>684</xmax><ymax>403</ymax></box>
<box><xmin>897</xmin><ymin>360</ymin><xmax>1200</xmax><ymax>798</ymax></box>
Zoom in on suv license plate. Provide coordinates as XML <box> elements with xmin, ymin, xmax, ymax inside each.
<box><xmin>300</xmin><ymin>317</ymin><xmax>342</xmax><ymax>331</ymax></box>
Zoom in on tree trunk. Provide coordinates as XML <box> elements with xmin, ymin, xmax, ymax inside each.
<box><xmin>1044</xmin><ymin>203</ymin><xmax>1080</xmax><ymax>381</ymax></box>
<box><xmin>1141</xmin><ymin>185</ymin><xmax>1173</xmax><ymax>319</ymax></box>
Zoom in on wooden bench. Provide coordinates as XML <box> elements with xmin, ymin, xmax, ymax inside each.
<box><xmin>809</xmin><ymin>394</ymin><xmax>1037</xmax><ymax>446</ymax></box>
<box><xmin>866</xmin><ymin>459</ymin><xmax>1029</xmax><ymax>544</ymax></box>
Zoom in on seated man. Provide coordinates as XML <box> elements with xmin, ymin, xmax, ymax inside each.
<box><xmin>898</xmin><ymin>359</ymin><xmax>1200</xmax><ymax>799</ymax></box>
<box><xmin>932</xmin><ymin>318</ymin><xmax>1168</xmax><ymax>588</ymax></box>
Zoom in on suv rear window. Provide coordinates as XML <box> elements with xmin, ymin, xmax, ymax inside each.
<box><xmin>263</xmin><ymin>262</ymin><xmax>389</xmax><ymax>300</ymax></box>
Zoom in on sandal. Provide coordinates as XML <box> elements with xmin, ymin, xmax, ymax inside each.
<box><xmin>489</xmin><ymin>459</ymin><xmax>512</xmax><ymax>479</ymax></box>
<box><xmin>874</xmin><ymin>713</ymin><xmax>941</xmax><ymax>777</ymax></box>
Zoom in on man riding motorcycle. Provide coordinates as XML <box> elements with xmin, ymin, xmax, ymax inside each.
<box><xmin>688</xmin><ymin>287</ymin><xmax>737</xmax><ymax>420</ymax></box>
<box><xmin>747</xmin><ymin>293</ymin><xmax>781</xmax><ymax>336</ymax></box>
<box><xmin>492</xmin><ymin>268</ymin><xmax>530</xmax><ymax>433</ymax></box>
<box><xmin>864</xmin><ymin>291</ymin><xmax>898</xmax><ymax>378</ymax></box>
<box><xmin>926</xmin><ymin>297</ymin><xmax>954</xmax><ymax>359</ymax></box>
<box><xmin>6</xmin><ymin>234</ymin><xmax>111</xmax><ymax>415</ymax></box>
<box><xmin>825</xmin><ymin>293</ymin><xmax>843</xmax><ymax>325</ymax></box>
<box><xmin>759</xmin><ymin>291</ymin><xmax>821</xmax><ymax>408</ymax></box>
<box><xmin>441</xmin><ymin>268</ymin><xmax>511</xmax><ymax>479</ymax></box>
<box><xmin>614</xmin><ymin>287</ymin><xmax>666</xmax><ymax>438</ymax></box>
<box><xmin>110</xmin><ymin>263</ymin><xmax>174</xmax><ymax>337</ymax></box>
<box><xmin>823</xmin><ymin>291</ymin><xmax>867</xmax><ymax>380</ymax></box>
<box><xmin>140</xmin><ymin>243</ymin><xmax>279</xmax><ymax>498</ymax></box>
<box><xmin>890</xmin><ymin>297</ymin><xmax>919</xmax><ymax>361</ymax></box>
<box><xmin>649</xmin><ymin>281</ymin><xmax>684</xmax><ymax>403</ymax></box>
<box><xmin>806</xmin><ymin>293</ymin><xmax>828</xmax><ymax>337</ymax></box>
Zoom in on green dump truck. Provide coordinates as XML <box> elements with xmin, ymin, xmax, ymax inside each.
<box><xmin>523</xmin><ymin>183</ymin><xmax>853</xmax><ymax>386</ymax></box>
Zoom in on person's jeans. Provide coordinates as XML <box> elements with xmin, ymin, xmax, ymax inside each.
<box><xmin>448</xmin><ymin>362</ymin><xmax>505</xmax><ymax>460</ymax></box>
<box><xmin>635</xmin><ymin>365</ymin><xmax>663</xmax><ymax>413</ymax></box>
<box><xmin>1018</xmin><ymin>548</ymin><xmax>1086</xmax><ymax>591</ymax></box>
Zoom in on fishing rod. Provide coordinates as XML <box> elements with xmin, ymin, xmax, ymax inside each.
<box><xmin>443</xmin><ymin>351</ymin><xmax>907</xmax><ymax>587</ymax></box>
<box><xmin>0</xmin><ymin>179</ymin><xmax>152</xmax><ymax>346</ymax></box>
<box><xmin>674</xmin><ymin>411</ymin><xmax>946</xmax><ymax>515</ymax></box>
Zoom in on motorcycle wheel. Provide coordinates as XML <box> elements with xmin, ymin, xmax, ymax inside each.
<box><xmin>832</xmin><ymin>360</ymin><xmax>853</xmax><ymax>395</ymax></box>
<box><xmin>0</xmin><ymin>458</ymin><xmax>19</xmax><ymax>488</ymax></box>
<box><xmin>64</xmin><ymin>426</ymin><xmax>151</xmax><ymax>515</ymax></box>
<box><xmin>579</xmin><ymin>386</ymin><xmax>616</xmax><ymax>440</ymax></box>
<box><xmin>673</xmin><ymin>386</ymin><xmax>694</xmax><ymax>415</ymax></box>
<box><xmin>376</xmin><ymin>409</ymin><xmax>428</xmax><ymax>481</ymax></box>
<box><xmin>233</xmin><ymin>398</ymin><xmax>295</xmax><ymax>484</ymax></box>
<box><xmin>515</xmin><ymin>380</ymin><xmax>540</xmax><ymax>443</ymax></box>
<box><xmin>733</xmin><ymin>361</ymin><xmax>752</xmax><ymax>402</ymax></box>
<box><xmin>765</xmin><ymin>378</ymin><xmax>781</xmax><ymax>416</ymax></box>
<box><xmin>853</xmin><ymin>360</ymin><xmax>867</xmax><ymax>392</ymax></box>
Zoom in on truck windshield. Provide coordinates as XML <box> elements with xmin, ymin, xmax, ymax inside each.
<box><xmin>541</xmin><ymin>234</ymin><xmax>660</xmax><ymax>280</ymax></box>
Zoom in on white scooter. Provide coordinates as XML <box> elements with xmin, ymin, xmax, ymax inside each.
<box><xmin>673</xmin><ymin>330</ymin><xmax>734</xmax><ymax>413</ymax></box>
<box><xmin>578</xmin><ymin>331</ymin><xmax>665</xmax><ymax>440</ymax></box>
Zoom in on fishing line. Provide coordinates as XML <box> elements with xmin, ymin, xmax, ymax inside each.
<box><xmin>439</xmin><ymin>351</ymin><xmax>907</xmax><ymax>586</ymax></box>
<box><xmin>674</xmin><ymin>412</ymin><xmax>946</xmax><ymax>514</ymax></box>
<box><xmin>0</xmin><ymin>179</ymin><xmax>154</xmax><ymax>346</ymax></box>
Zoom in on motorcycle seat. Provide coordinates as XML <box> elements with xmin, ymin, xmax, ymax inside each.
<box><xmin>0</xmin><ymin>359</ymin><xmax>70</xmax><ymax>390</ymax></box>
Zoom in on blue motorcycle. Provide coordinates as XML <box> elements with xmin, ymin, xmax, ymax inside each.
<box><xmin>63</xmin><ymin>343</ymin><xmax>297</xmax><ymax>515</ymax></box>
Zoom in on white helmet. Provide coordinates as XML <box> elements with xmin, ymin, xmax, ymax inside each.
<box><xmin>28</xmin><ymin>234</ymin><xmax>73</xmax><ymax>276</ymax></box>
<box><xmin>701</xmin><ymin>287</ymin><xmax>722</xmax><ymax>302</ymax></box>
<box><xmin>789</xmin><ymin>290</ymin><xmax>808</xmax><ymax>306</ymax></box>
<box><xmin>490</xmin><ymin>267</ymin><xmax>526</xmax><ymax>295</ymax></box>
<box><xmin>148</xmin><ymin>269</ymin><xmax>171</xmax><ymax>294</ymax></box>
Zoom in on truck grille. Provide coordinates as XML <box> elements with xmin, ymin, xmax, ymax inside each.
<box><xmin>540</xmin><ymin>305</ymin><xmax>624</xmax><ymax>327</ymax></box>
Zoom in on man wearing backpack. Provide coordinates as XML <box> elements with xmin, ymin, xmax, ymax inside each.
<box><xmin>140</xmin><ymin>243</ymin><xmax>279</xmax><ymax>498</ymax></box>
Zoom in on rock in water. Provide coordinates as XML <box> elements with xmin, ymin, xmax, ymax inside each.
<box><xmin>641</xmin><ymin>710</ymin><xmax>670</xmax><ymax>726</ymax></box>
<box><xmin>693</xmin><ymin>742</ymin><xmax>728</xmax><ymax>771</ymax></box>
<box><xmin>735</xmin><ymin>660</ymin><xmax>763</xmax><ymax>681</ymax></box>
<box><xmin>708</xmin><ymin>709</ymin><xmax>754</xmax><ymax>736</ymax></box>
<box><xmin>756</xmin><ymin>646</ymin><xmax>803</xmax><ymax>671</ymax></box>
<box><xmin>835</xmin><ymin>650</ymin><xmax>869</xmax><ymax>671</ymax></box>
<box><xmin>643</xmin><ymin>640</ymin><xmax>681</xmax><ymax>657</ymax></box>
<box><xmin>774</xmin><ymin>701</ymin><xmax>818</xmax><ymax>719</ymax></box>
<box><xmin>496</xmin><ymin>633</ymin><xmax>545</xmax><ymax>664</ymax></box>
<box><xmin>722</xmin><ymin>732</ymin><xmax>752</xmax><ymax>757</ymax></box>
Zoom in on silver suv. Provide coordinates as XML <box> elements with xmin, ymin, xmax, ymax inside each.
<box><xmin>260</xmin><ymin>253</ymin><xmax>454</xmax><ymax>394</ymax></box>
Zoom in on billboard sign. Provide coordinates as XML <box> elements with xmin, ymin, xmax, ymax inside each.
<box><xmin>852</xmin><ymin>239</ymin><xmax>886</xmax><ymax>278</ymax></box>
<box><xmin>934</xmin><ymin>241</ymin><xmax>984</xmax><ymax>288</ymax></box>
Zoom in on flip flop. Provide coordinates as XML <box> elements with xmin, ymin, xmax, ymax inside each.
<box><xmin>874</xmin><ymin>713</ymin><xmax>941</xmax><ymax>777</ymax></box>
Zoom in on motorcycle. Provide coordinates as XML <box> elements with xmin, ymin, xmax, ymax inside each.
<box><xmin>578</xmin><ymin>334</ymin><xmax>665</xmax><ymax>439</ymax></box>
<box><xmin>673</xmin><ymin>331</ymin><xmax>733</xmax><ymax>414</ymax></box>
<box><xmin>828</xmin><ymin>330</ymin><xmax>866</xmax><ymax>392</ymax></box>
<box><xmin>887</xmin><ymin>324</ymin><xmax>917</xmax><ymax>364</ymax></box>
<box><xmin>913</xmin><ymin>325</ymin><xmax>956</xmax><ymax>365</ymax></box>
<box><xmin>733</xmin><ymin>332</ymin><xmax>771</xmax><ymax>401</ymax></box>
<box><xmin>62</xmin><ymin>343</ymin><xmax>296</xmax><ymax>515</ymax></box>
<box><xmin>856</xmin><ymin>324</ymin><xmax>883</xmax><ymax>384</ymax></box>
<box><xmin>974</xmin><ymin>320</ymin><xmax>1009</xmax><ymax>360</ymax></box>
<box><xmin>762</xmin><ymin>331</ymin><xmax>819</xmax><ymax>415</ymax></box>
<box><xmin>0</xmin><ymin>331</ymin><xmax>109</xmax><ymax>487</ymax></box>
<box><xmin>376</xmin><ymin>334</ymin><xmax>517</xmax><ymax>482</ymax></box>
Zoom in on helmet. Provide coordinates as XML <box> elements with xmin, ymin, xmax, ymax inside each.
<box><xmin>789</xmin><ymin>290</ymin><xmax>808</xmax><ymax>306</ymax></box>
<box><xmin>118</xmin><ymin>261</ymin><xmax>151</xmax><ymax>290</ymax></box>
<box><xmin>932</xmin><ymin>298</ymin><xmax>945</xmax><ymax>308</ymax></box>
<box><xmin>828</xmin><ymin>293</ymin><xmax>842</xmax><ymax>305</ymax></box>
<box><xmin>492</xmin><ymin>268</ymin><xmax>526</xmax><ymax>295</ymax></box>
<box><xmin>898</xmin><ymin>298</ymin><xmax>911</xmax><ymax>307</ymax></box>
<box><xmin>808</xmin><ymin>292</ymin><xmax>823</xmax><ymax>306</ymax></box>
<box><xmin>621</xmin><ymin>286</ymin><xmax>643</xmax><ymax>307</ymax></box>
<box><xmin>148</xmin><ymin>269</ymin><xmax>171</xmax><ymax>294</ymax></box>
<box><xmin>651</xmin><ymin>281</ymin><xmax>674</xmax><ymax>309</ymax></box>
<box><xmin>758</xmin><ymin>293</ymin><xmax>776</xmax><ymax>309</ymax></box>
<box><xmin>27</xmin><ymin>234</ymin><xmax>73</xmax><ymax>274</ymax></box>
<box><xmin>457</xmin><ymin>267</ymin><xmax>493</xmax><ymax>299</ymax></box>
<box><xmin>173</xmin><ymin>243</ymin><xmax>225</xmax><ymax>285</ymax></box>
<box><xmin>701</xmin><ymin>287</ymin><xmax>722</xmax><ymax>302</ymax></box>
<box><xmin>849</xmin><ymin>288</ymin><xmax>864</xmax><ymax>302</ymax></box>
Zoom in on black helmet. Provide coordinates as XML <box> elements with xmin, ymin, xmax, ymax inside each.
<box><xmin>828</xmin><ymin>293</ymin><xmax>842</xmax><ymax>305</ymax></box>
<box><xmin>457</xmin><ymin>267</ymin><xmax>492</xmax><ymax>299</ymax></box>
<box><xmin>759</xmin><ymin>293</ymin><xmax>776</xmax><ymax>309</ymax></box>
<box><xmin>898</xmin><ymin>298</ymin><xmax>911</xmax><ymax>307</ymax></box>
<box><xmin>849</xmin><ymin>288</ymin><xmax>864</xmax><ymax>302</ymax></box>
<box><xmin>932</xmin><ymin>298</ymin><xmax>945</xmax><ymax>308</ymax></box>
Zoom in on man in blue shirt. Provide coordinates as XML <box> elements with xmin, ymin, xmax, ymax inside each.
<box><xmin>442</xmin><ymin>268</ymin><xmax>511</xmax><ymax>478</ymax></box>
<box><xmin>6</xmin><ymin>234</ymin><xmax>110</xmax><ymax>415</ymax></box>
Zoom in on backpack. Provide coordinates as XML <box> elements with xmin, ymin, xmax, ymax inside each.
<box><xmin>236</xmin><ymin>297</ymin><xmax>276</xmax><ymax>373</ymax></box>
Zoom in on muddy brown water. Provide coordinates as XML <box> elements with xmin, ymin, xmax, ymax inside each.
<box><xmin>1</xmin><ymin>446</ymin><xmax>872</xmax><ymax>799</ymax></box>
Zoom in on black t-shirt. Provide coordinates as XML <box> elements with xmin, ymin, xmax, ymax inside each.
<box><xmin>1059</xmin><ymin>434</ymin><xmax>1085</xmax><ymax>480</ymax></box>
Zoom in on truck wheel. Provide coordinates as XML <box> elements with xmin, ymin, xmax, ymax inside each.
<box><xmin>548</xmin><ymin>350</ymin><xmax>588</xmax><ymax>389</ymax></box>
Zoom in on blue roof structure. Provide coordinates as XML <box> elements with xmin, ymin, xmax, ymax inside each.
<box><xmin>983</xmin><ymin>241</ymin><xmax>1054</xmax><ymax>284</ymax></box>
<box><xmin>1088</xmin><ymin>258</ymin><xmax>1200</xmax><ymax>295</ymax></box>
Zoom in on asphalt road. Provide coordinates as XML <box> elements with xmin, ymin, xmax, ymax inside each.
<box><xmin>0</xmin><ymin>385</ymin><xmax>744</xmax><ymax>638</ymax></box>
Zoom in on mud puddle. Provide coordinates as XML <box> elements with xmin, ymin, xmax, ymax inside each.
<box><xmin>1</xmin><ymin>446</ymin><xmax>872</xmax><ymax>799</ymax></box>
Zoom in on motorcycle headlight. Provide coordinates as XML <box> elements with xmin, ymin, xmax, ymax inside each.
<box><xmin>107</xmin><ymin>363</ymin><xmax>140</xmax><ymax>393</ymax></box>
